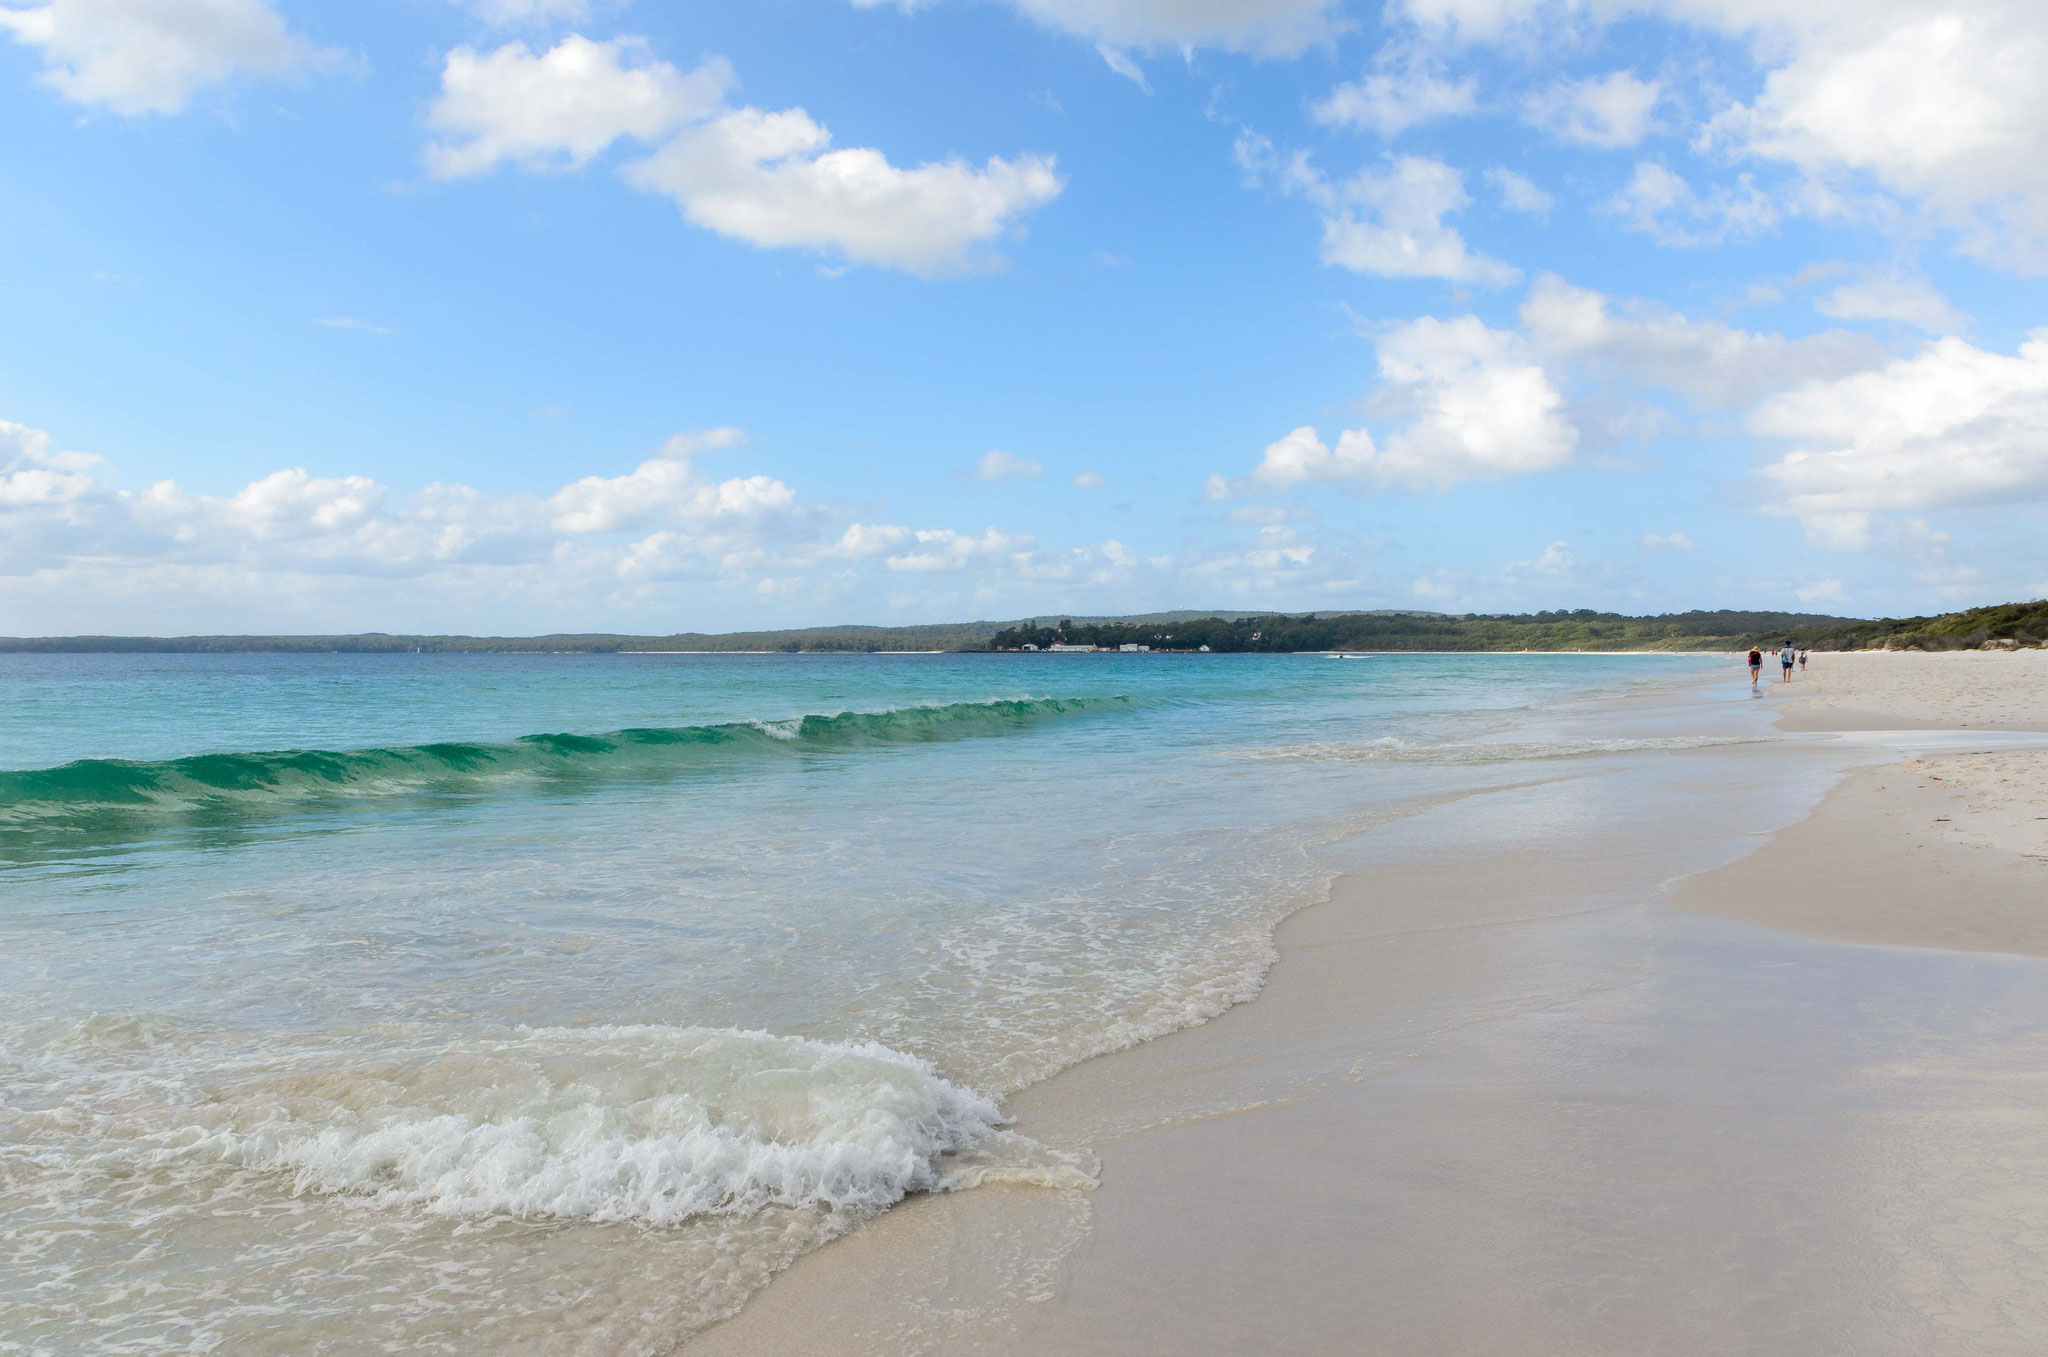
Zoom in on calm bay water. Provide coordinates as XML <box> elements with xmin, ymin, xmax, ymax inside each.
<box><xmin>0</xmin><ymin>650</ymin><xmax>1730</xmax><ymax>1351</ymax></box>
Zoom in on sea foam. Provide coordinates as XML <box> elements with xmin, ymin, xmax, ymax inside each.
<box><xmin>125</xmin><ymin>1024</ymin><xmax>1091</xmax><ymax>1226</ymax></box>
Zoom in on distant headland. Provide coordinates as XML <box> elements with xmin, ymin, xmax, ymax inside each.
<box><xmin>5</xmin><ymin>600</ymin><xmax>2044</xmax><ymax>655</ymax></box>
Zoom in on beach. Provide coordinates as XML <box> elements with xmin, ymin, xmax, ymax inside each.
<box><xmin>8</xmin><ymin>649</ymin><xmax>2047</xmax><ymax>1353</ymax></box>
<box><xmin>695</xmin><ymin>649</ymin><xmax>2048</xmax><ymax>1355</ymax></box>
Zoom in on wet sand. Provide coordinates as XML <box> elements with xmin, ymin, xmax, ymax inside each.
<box><xmin>692</xmin><ymin>653</ymin><xmax>2048</xmax><ymax>1355</ymax></box>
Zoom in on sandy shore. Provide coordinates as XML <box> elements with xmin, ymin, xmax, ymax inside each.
<box><xmin>692</xmin><ymin>652</ymin><xmax>2048</xmax><ymax>1355</ymax></box>
<box><xmin>1678</xmin><ymin>649</ymin><xmax>2048</xmax><ymax>955</ymax></box>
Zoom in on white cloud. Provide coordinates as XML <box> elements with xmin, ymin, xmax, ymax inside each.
<box><xmin>1</xmin><ymin>419</ymin><xmax>103</xmax><ymax>515</ymax></box>
<box><xmin>1249</xmin><ymin>425</ymin><xmax>1379</xmax><ymax>489</ymax></box>
<box><xmin>1072</xmin><ymin>470</ymin><xmax>1105</xmax><ymax>488</ymax></box>
<box><xmin>1369</xmin><ymin>316</ymin><xmax>1577</xmax><ymax>488</ymax></box>
<box><xmin>1402</xmin><ymin>1</ymin><xmax>2048</xmax><ymax>272</ymax></box>
<box><xmin>1322</xmin><ymin>157</ymin><xmax>1519</xmax><ymax>285</ymax></box>
<box><xmin>425</xmin><ymin>34</ymin><xmax>1062</xmax><ymax>276</ymax></box>
<box><xmin>625</xmin><ymin>106</ymin><xmax>1063</xmax><ymax>277</ymax></box>
<box><xmin>424</xmin><ymin>38</ymin><xmax>733</xmax><ymax>178</ymax></box>
<box><xmin>852</xmin><ymin>0</ymin><xmax>1344</xmax><ymax>55</ymax></box>
<box><xmin>1520</xmin><ymin>272</ymin><xmax>1879</xmax><ymax>409</ymax></box>
<box><xmin>1525</xmin><ymin>70</ymin><xmax>1661</xmax><ymax>148</ymax></box>
<box><xmin>1311</xmin><ymin>58</ymin><xmax>1477</xmax><ymax>137</ymax></box>
<box><xmin>1812</xmin><ymin>274</ymin><xmax>1965</xmax><ymax>334</ymax></box>
<box><xmin>1603</xmin><ymin>161</ymin><xmax>1778</xmax><ymax>247</ymax></box>
<box><xmin>967</xmin><ymin>449</ymin><xmax>1044</xmax><ymax>482</ymax></box>
<box><xmin>0</xmin><ymin>0</ymin><xmax>323</xmax><ymax>115</ymax></box>
<box><xmin>1229</xmin><ymin>315</ymin><xmax>1575</xmax><ymax>494</ymax></box>
<box><xmin>885</xmin><ymin>527</ymin><xmax>1027</xmax><ymax>572</ymax></box>
<box><xmin>1237</xmin><ymin>135</ymin><xmax>1518</xmax><ymax>286</ymax></box>
<box><xmin>1794</xmin><ymin>577</ymin><xmax>1845</xmax><ymax>605</ymax></box>
<box><xmin>1639</xmin><ymin>531</ymin><xmax>1695</xmax><ymax>551</ymax></box>
<box><xmin>831</xmin><ymin>522</ymin><xmax>912</xmax><ymax>557</ymax></box>
<box><xmin>1699</xmin><ymin>4</ymin><xmax>2048</xmax><ymax>270</ymax></box>
<box><xmin>2</xmin><ymin>417</ymin><xmax>1184</xmax><ymax>627</ymax></box>
<box><xmin>1485</xmin><ymin>166</ymin><xmax>1552</xmax><ymax>214</ymax></box>
<box><xmin>1755</xmin><ymin>332</ymin><xmax>2048</xmax><ymax>539</ymax></box>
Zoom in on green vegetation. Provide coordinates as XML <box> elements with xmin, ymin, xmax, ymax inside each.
<box><xmin>984</xmin><ymin>609</ymin><xmax>1860</xmax><ymax>653</ymax></box>
<box><xmin>1799</xmin><ymin>598</ymin><xmax>2048</xmax><ymax>651</ymax></box>
<box><xmin>6</xmin><ymin>599</ymin><xmax>2043</xmax><ymax>655</ymax></box>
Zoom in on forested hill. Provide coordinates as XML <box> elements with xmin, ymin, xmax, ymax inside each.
<box><xmin>982</xmin><ymin>610</ymin><xmax>1858</xmax><ymax>653</ymax></box>
<box><xmin>1798</xmin><ymin>598</ymin><xmax>2048</xmax><ymax>651</ymax></box>
<box><xmin>8</xmin><ymin>600</ymin><xmax>2045</xmax><ymax>654</ymax></box>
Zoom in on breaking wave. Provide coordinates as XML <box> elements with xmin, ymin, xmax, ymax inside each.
<box><xmin>0</xmin><ymin>696</ymin><xmax>1130</xmax><ymax>834</ymax></box>
<box><xmin>5</xmin><ymin>1020</ymin><xmax>1095</xmax><ymax>1230</ymax></box>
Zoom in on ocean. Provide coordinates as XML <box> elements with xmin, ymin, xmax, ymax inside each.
<box><xmin>0</xmin><ymin>650</ymin><xmax>1734</xmax><ymax>1351</ymax></box>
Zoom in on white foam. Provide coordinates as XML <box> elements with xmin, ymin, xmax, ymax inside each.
<box><xmin>116</xmin><ymin>1025</ymin><xmax>1083</xmax><ymax>1226</ymax></box>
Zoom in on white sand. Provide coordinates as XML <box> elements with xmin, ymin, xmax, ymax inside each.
<box><xmin>692</xmin><ymin>652</ymin><xmax>2048</xmax><ymax>1355</ymax></box>
<box><xmin>1770</xmin><ymin>646</ymin><xmax>2048</xmax><ymax>733</ymax></box>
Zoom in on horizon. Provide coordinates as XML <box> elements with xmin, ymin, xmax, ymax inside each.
<box><xmin>5</xmin><ymin>1</ymin><xmax>2047</xmax><ymax>633</ymax></box>
<box><xmin>0</xmin><ymin>600</ymin><xmax>1884</xmax><ymax>643</ymax></box>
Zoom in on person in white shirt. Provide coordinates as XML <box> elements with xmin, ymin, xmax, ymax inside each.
<box><xmin>1779</xmin><ymin>642</ymin><xmax>1797</xmax><ymax>681</ymax></box>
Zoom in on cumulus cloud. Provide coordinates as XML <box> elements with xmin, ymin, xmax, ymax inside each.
<box><xmin>1312</xmin><ymin>57</ymin><xmax>1477</xmax><ymax>137</ymax></box>
<box><xmin>1519</xmin><ymin>272</ymin><xmax>1880</xmax><ymax>409</ymax></box>
<box><xmin>426</xmin><ymin>34</ymin><xmax>1062</xmax><ymax>276</ymax></box>
<box><xmin>1231</xmin><ymin>316</ymin><xmax>1575</xmax><ymax>494</ymax></box>
<box><xmin>1</xmin><ymin>418</ymin><xmax>103</xmax><ymax>516</ymax></box>
<box><xmin>1321</xmin><ymin>157</ymin><xmax>1519</xmax><ymax>285</ymax></box>
<box><xmin>626</xmin><ymin>108</ymin><xmax>1062</xmax><ymax>276</ymax></box>
<box><xmin>0</xmin><ymin>416</ymin><xmax>1184</xmax><ymax>628</ymax></box>
<box><xmin>1639</xmin><ymin>531</ymin><xmax>1695</xmax><ymax>551</ymax></box>
<box><xmin>1072</xmin><ymin>470</ymin><xmax>1105</xmax><ymax>488</ymax></box>
<box><xmin>1248</xmin><ymin>425</ymin><xmax>1379</xmax><ymax>490</ymax></box>
<box><xmin>885</xmin><ymin>526</ymin><xmax>1028</xmax><ymax>572</ymax></box>
<box><xmin>1699</xmin><ymin>3</ymin><xmax>2048</xmax><ymax>270</ymax></box>
<box><xmin>850</xmin><ymin>0</ymin><xmax>1343</xmax><ymax>55</ymax></box>
<box><xmin>1754</xmin><ymin>332</ymin><xmax>2048</xmax><ymax>543</ymax></box>
<box><xmin>1401</xmin><ymin>0</ymin><xmax>2048</xmax><ymax>271</ymax></box>
<box><xmin>1524</xmin><ymin>70</ymin><xmax>1661</xmax><ymax>148</ymax></box>
<box><xmin>0</xmin><ymin>0</ymin><xmax>325</xmax><ymax>115</ymax></box>
<box><xmin>1236</xmin><ymin>134</ymin><xmax>1517</xmax><ymax>285</ymax></box>
<box><xmin>425</xmin><ymin>38</ymin><xmax>732</xmax><ymax>177</ymax></box>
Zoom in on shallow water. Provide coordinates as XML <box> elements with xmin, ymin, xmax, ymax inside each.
<box><xmin>0</xmin><ymin>650</ymin><xmax>1733</xmax><ymax>1351</ymax></box>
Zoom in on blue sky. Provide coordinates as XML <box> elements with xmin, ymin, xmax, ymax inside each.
<box><xmin>3</xmin><ymin>0</ymin><xmax>2045</xmax><ymax>634</ymax></box>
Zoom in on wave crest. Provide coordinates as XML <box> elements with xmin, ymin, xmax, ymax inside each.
<box><xmin>71</xmin><ymin>1024</ymin><xmax>1091</xmax><ymax>1227</ymax></box>
<box><xmin>0</xmin><ymin>696</ymin><xmax>1128</xmax><ymax>834</ymax></box>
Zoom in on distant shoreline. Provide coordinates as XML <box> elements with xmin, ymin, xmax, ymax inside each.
<box><xmin>2</xmin><ymin>598</ymin><xmax>2038</xmax><ymax>656</ymax></box>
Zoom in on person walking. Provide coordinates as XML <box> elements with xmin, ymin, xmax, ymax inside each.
<box><xmin>1798</xmin><ymin>649</ymin><xmax>1808</xmax><ymax>674</ymax></box>
<box><xmin>1780</xmin><ymin>641</ymin><xmax>1797</xmax><ymax>682</ymax></box>
<box><xmin>1748</xmin><ymin>645</ymin><xmax>1763</xmax><ymax>689</ymax></box>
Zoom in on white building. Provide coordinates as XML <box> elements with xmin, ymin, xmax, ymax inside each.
<box><xmin>1047</xmin><ymin>643</ymin><xmax>1096</xmax><ymax>653</ymax></box>
<box><xmin>1118</xmin><ymin>643</ymin><xmax>1150</xmax><ymax>652</ymax></box>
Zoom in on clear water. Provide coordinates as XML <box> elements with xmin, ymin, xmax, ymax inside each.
<box><xmin>0</xmin><ymin>651</ymin><xmax>1730</xmax><ymax>1351</ymax></box>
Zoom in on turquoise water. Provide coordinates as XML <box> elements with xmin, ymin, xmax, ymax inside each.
<box><xmin>0</xmin><ymin>651</ymin><xmax>1730</xmax><ymax>1349</ymax></box>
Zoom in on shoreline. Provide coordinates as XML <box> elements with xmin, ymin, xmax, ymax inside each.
<box><xmin>692</xmin><ymin>652</ymin><xmax>2048</xmax><ymax>1354</ymax></box>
